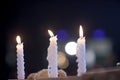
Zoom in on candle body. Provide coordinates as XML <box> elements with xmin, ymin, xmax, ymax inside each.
<box><xmin>76</xmin><ymin>37</ymin><xmax>86</xmax><ymax>76</ymax></box>
<box><xmin>47</xmin><ymin>35</ymin><xmax>58</xmax><ymax>77</ymax></box>
<box><xmin>16</xmin><ymin>43</ymin><xmax>25</xmax><ymax>79</ymax></box>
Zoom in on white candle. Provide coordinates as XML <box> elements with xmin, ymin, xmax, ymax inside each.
<box><xmin>16</xmin><ymin>35</ymin><xmax>25</xmax><ymax>79</ymax></box>
<box><xmin>47</xmin><ymin>30</ymin><xmax>58</xmax><ymax>78</ymax></box>
<box><xmin>76</xmin><ymin>25</ymin><xmax>86</xmax><ymax>76</ymax></box>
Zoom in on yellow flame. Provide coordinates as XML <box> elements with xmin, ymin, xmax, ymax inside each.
<box><xmin>16</xmin><ymin>35</ymin><xmax>21</xmax><ymax>44</ymax></box>
<box><xmin>48</xmin><ymin>30</ymin><xmax>54</xmax><ymax>37</ymax></box>
<box><xmin>79</xmin><ymin>25</ymin><xmax>83</xmax><ymax>37</ymax></box>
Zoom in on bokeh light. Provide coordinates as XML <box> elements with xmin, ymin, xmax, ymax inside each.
<box><xmin>92</xmin><ymin>29</ymin><xmax>105</xmax><ymax>40</ymax></box>
<box><xmin>86</xmin><ymin>49</ymin><xmax>96</xmax><ymax>68</ymax></box>
<box><xmin>57</xmin><ymin>29</ymin><xmax>69</xmax><ymax>42</ymax></box>
<box><xmin>58</xmin><ymin>51</ymin><xmax>69</xmax><ymax>69</ymax></box>
<box><xmin>65</xmin><ymin>41</ymin><xmax>77</xmax><ymax>55</ymax></box>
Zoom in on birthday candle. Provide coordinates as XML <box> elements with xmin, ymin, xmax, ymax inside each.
<box><xmin>16</xmin><ymin>35</ymin><xmax>25</xmax><ymax>79</ymax></box>
<box><xmin>47</xmin><ymin>30</ymin><xmax>58</xmax><ymax>78</ymax></box>
<box><xmin>76</xmin><ymin>25</ymin><xmax>86</xmax><ymax>76</ymax></box>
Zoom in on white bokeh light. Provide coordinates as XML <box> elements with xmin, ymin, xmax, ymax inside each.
<box><xmin>65</xmin><ymin>41</ymin><xmax>77</xmax><ymax>55</ymax></box>
<box><xmin>86</xmin><ymin>49</ymin><xmax>96</xmax><ymax>67</ymax></box>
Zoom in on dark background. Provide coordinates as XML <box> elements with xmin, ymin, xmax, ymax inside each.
<box><xmin>1</xmin><ymin>0</ymin><xmax>120</xmax><ymax>79</ymax></box>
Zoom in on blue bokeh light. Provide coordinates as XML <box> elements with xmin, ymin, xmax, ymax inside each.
<box><xmin>56</xmin><ymin>29</ymin><xmax>69</xmax><ymax>42</ymax></box>
<box><xmin>92</xmin><ymin>29</ymin><xmax>106</xmax><ymax>40</ymax></box>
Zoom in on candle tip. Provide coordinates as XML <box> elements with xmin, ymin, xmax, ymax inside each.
<box><xmin>48</xmin><ymin>30</ymin><xmax>54</xmax><ymax>37</ymax></box>
<box><xmin>16</xmin><ymin>35</ymin><xmax>21</xmax><ymax>44</ymax></box>
<box><xmin>79</xmin><ymin>25</ymin><xmax>83</xmax><ymax>38</ymax></box>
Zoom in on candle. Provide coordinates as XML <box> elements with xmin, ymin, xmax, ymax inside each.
<box><xmin>16</xmin><ymin>35</ymin><xmax>25</xmax><ymax>79</ymax></box>
<box><xmin>76</xmin><ymin>25</ymin><xmax>86</xmax><ymax>76</ymax></box>
<box><xmin>47</xmin><ymin>30</ymin><xmax>58</xmax><ymax>78</ymax></box>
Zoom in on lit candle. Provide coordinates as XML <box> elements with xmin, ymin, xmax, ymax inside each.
<box><xmin>76</xmin><ymin>25</ymin><xmax>86</xmax><ymax>76</ymax></box>
<box><xmin>16</xmin><ymin>35</ymin><xmax>25</xmax><ymax>79</ymax></box>
<box><xmin>47</xmin><ymin>30</ymin><xmax>58</xmax><ymax>78</ymax></box>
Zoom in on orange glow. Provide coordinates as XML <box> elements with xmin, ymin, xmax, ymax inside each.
<box><xmin>79</xmin><ymin>25</ymin><xmax>83</xmax><ymax>38</ymax></box>
<box><xmin>16</xmin><ymin>35</ymin><xmax>21</xmax><ymax>44</ymax></box>
<box><xmin>48</xmin><ymin>30</ymin><xmax>54</xmax><ymax>37</ymax></box>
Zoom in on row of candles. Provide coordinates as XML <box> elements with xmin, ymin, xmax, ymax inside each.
<box><xmin>16</xmin><ymin>25</ymin><xmax>86</xmax><ymax>79</ymax></box>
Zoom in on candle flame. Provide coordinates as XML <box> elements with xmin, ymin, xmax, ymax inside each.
<box><xmin>48</xmin><ymin>30</ymin><xmax>54</xmax><ymax>37</ymax></box>
<box><xmin>79</xmin><ymin>25</ymin><xmax>83</xmax><ymax>38</ymax></box>
<box><xmin>16</xmin><ymin>35</ymin><xmax>21</xmax><ymax>44</ymax></box>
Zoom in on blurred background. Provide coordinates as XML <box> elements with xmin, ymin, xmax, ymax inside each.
<box><xmin>1</xmin><ymin>0</ymin><xmax>120</xmax><ymax>79</ymax></box>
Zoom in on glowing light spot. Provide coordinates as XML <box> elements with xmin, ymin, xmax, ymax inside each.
<box><xmin>86</xmin><ymin>49</ymin><xmax>96</xmax><ymax>67</ymax></box>
<box><xmin>58</xmin><ymin>51</ymin><xmax>69</xmax><ymax>69</ymax></box>
<box><xmin>57</xmin><ymin>29</ymin><xmax>69</xmax><ymax>42</ymax></box>
<box><xmin>92</xmin><ymin>29</ymin><xmax>105</xmax><ymax>40</ymax></box>
<box><xmin>65</xmin><ymin>41</ymin><xmax>77</xmax><ymax>55</ymax></box>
